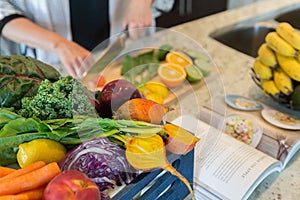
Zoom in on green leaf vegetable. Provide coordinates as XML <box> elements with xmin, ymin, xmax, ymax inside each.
<box><xmin>18</xmin><ymin>75</ymin><xmax>97</xmax><ymax>120</ymax></box>
<box><xmin>0</xmin><ymin>109</ymin><xmax>164</xmax><ymax>166</ymax></box>
<box><xmin>0</xmin><ymin>55</ymin><xmax>61</xmax><ymax>110</ymax></box>
<box><xmin>120</xmin><ymin>45</ymin><xmax>172</xmax><ymax>85</ymax></box>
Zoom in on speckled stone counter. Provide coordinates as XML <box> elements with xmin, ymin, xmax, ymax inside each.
<box><xmin>165</xmin><ymin>0</ymin><xmax>300</xmax><ymax>199</ymax></box>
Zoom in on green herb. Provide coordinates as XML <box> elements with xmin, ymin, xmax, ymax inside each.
<box><xmin>120</xmin><ymin>45</ymin><xmax>172</xmax><ymax>85</ymax></box>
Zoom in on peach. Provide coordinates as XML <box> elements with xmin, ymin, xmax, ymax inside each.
<box><xmin>43</xmin><ymin>170</ymin><xmax>101</xmax><ymax>200</ymax></box>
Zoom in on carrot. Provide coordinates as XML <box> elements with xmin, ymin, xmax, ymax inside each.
<box><xmin>114</xmin><ymin>98</ymin><xmax>169</xmax><ymax>124</ymax></box>
<box><xmin>0</xmin><ymin>167</ymin><xmax>16</xmax><ymax>178</ymax></box>
<box><xmin>0</xmin><ymin>162</ymin><xmax>60</xmax><ymax>196</ymax></box>
<box><xmin>0</xmin><ymin>186</ymin><xmax>45</xmax><ymax>200</ymax></box>
<box><xmin>0</xmin><ymin>161</ymin><xmax>46</xmax><ymax>181</ymax></box>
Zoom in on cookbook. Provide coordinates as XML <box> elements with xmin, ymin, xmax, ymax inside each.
<box><xmin>172</xmin><ymin>96</ymin><xmax>300</xmax><ymax>200</ymax></box>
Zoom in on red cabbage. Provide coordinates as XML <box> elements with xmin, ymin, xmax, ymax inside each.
<box><xmin>59</xmin><ymin>138</ymin><xmax>138</xmax><ymax>195</ymax></box>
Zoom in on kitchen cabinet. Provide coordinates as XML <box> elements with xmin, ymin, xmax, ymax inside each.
<box><xmin>156</xmin><ymin>0</ymin><xmax>227</xmax><ymax>28</ymax></box>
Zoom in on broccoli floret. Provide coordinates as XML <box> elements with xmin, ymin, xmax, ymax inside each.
<box><xmin>18</xmin><ymin>76</ymin><xmax>97</xmax><ymax>120</ymax></box>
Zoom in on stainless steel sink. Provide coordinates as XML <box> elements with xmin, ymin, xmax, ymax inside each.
<box><xmin>209</xmin><ymin>3</ymin><xmax>300</xmax><ymax>57</ymax></box>
<box><xmin>275</xmin><ymin>8</ymin><xmax>300</xmax><ymax>29</ymax></box>
<box><xmin>210</xmin><ymin>24</ymin><xmax>275</xmax><ymax>57</ymax></box>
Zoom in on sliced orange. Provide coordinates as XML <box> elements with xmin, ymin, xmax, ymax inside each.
<box><xmin>158</xmin><ymin>63</ymin><xmax>187</xmax><ymax>88</ymax></box>
<box><xmin>165</xmin><ymin>51</ymin><xmax>193</xmax><ymax>68</ymax></box>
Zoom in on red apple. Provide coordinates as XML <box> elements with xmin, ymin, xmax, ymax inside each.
<box><xmin>43</xmin><ymin>170</ymin><xmax>101</xmax><ymax>200</ymax></box>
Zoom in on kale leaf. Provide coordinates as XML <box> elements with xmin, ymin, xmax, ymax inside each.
<box><xmin>18</xmin><ymin>76</ymin><xmax>98</xmax><ymax>120</ymax></box>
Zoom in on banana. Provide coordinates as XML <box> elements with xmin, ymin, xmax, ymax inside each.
<box><xmin>253</xmin><ymin>58</ymin><xmax>273</xmax><ymax>80</ymax></box>
<box><xmin>276</xmin><ymin>52</ymin><xmax>300</xmax><ymax>81</ymax></box>
<box><xmin>265</xmin><ymin>32</ymin><xmax>297</xmax><ymax>57</ymax></box>
<box><xmin>276</xmin><ymin>22</ymin><xmax>300</xmax><ymax>50</ymax></box>
<box><xmin>273</xmin><ymin>68</ymin><xmax>293</xmax><ymax>95</ymax></box>
<box><xmin>258</xmin><ymin>43</ymin><xmax>278</xmax><ymax>68</ymax></box>
<box><xmin>260</xmin><ymin>80</ymin><xmax>281</xmax><ymax>97</ymax></box>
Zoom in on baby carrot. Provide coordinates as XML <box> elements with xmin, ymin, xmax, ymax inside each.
<box><xmin>0</xmin><ymin>161</ymin><xmax>46</xmax><ymax>181</ymax></box>
<box><xmin>0</xmin><ymin>186</ymin><xmax>45</xmax><ymax>200</ymax></box>
<box><xmin>0</xmin><ymin>167</ymin><xmax>16</xmax><ymax>178</ymax></box>
<box><xmin>0</xmin><ymin>162</ymin><xmax>60</xmax><ymax>195</ymax></box>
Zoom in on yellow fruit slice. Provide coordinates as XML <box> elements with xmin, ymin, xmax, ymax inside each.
<box><xmin>17</xmin><ymin>139</ymin><xmax>67</xmax><ymax>168</ymax></box>
<box><xmin>144</xmin><ymin>81</ymin><xmax>169</xmax><ymax>98</ymax></box>
<box><xmin>158</xmin><ymin>63</ymin><xmax>187</xmax><ymax>88</ymax></box>
<box><xmin>145</xmin><ymin>92</ymin><xmax>165</xmax><ymax>104</ymax></box>
<box><xmin>165</xmin><ymin>51</ymin><xmax>193</xmax><ymax>68</ymax></box>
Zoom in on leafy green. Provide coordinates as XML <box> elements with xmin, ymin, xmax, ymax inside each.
<box><xmin>0</xmin><ymin>108</ymin><xmax>164</xmax><ymax>166</ymax></box>
<box><xmin>120</xmin><ymin>45</ymin><xmax>173</xmax><ymax>85</ymax></box>
<box><xmin>18</xmin><ymin>76</ymin><xmax>97</xmax><ymax>120</ymax></box>
<box><xmin>0</xmin><ymin>55</ymin><xmax>61</xmax><ymax>110</ymax></box>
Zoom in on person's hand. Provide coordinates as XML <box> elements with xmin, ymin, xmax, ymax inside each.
<box><xmin>122</xmin><ymin>0</ymin><xmax>153</xmax><ymax>40</ymax></box>
<box><xmin>54</xmin><ymin>39</ymin><xmax>94</xmax><ymax>78</ymax></box>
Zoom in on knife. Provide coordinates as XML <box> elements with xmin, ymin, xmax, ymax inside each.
<box><xmin>80</xmin><ymin>32</ymin><xmax>127</xmax><ymax>83</ymax></box>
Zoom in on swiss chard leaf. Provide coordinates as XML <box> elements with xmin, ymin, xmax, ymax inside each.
<box><xmin>0</xmin><ymin>55</ymin><xmax>61</xmax><ymax>110</ymax></box>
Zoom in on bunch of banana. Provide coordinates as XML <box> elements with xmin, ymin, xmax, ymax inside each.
<box><xmin>251</xmin><ymin>22</ymin><xmax>300</xmax><ymax>105</ymax></box>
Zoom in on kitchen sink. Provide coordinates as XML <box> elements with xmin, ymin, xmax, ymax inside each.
<box><xmin>210</xmin><ymin>24</ymin><xmax>275</xmax><ymax>57</ymax></box>
<box><xmin>210</xmin><ymin>3</ymin><xmax>300</xmax><ymax>57</ymax></box>
<box><xmin>275</xmin><ymin>8</ymin><xmax>300</xmax><ymax>29</ymax></box>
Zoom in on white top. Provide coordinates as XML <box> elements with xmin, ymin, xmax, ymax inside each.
<box><xmin>0</xmin><ymin>0</ymin><xmax>174</xmax><ymax>65</ymax></box>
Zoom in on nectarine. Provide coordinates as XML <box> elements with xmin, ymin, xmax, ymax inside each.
<box><xmin>43</xmin><ymin>170</ymin><xmax>101</xmax><ymax>200</ymax></box>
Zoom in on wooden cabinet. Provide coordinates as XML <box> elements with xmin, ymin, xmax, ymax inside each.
<box><xmin>156</xmin><ymin>0</ymin><xmax>227</xmax><ymax>28</ymax></box>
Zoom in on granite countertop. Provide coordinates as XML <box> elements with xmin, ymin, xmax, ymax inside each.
<box><xmin>165</xmin><ymin>0</ymin><xmax>300</xmax><ymax>199</ymax></box>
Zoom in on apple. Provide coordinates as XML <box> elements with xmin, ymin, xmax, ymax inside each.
<box><xmin>43</xmin><ymin>170</ymin><xmax>101</xmax><ymax>200</ymax></box>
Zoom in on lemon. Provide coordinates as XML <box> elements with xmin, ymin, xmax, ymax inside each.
<box><xmin>17</xmin><ymin>139</ymin><xmax>67</xmax><ymax>168</ymax></box>
<box><xmin>144</xmin><ymin>81</ymin><xmax>169</xmax><ymax>98</ymax></box>
<box><xmin>145</xmin><ymin>92</ymin><xmax>165</xmax><ymax>104</ymax></box>
<box><xmin>158</xmin><ymin>63</ymin><xmax>187</xmax><ymax>88</ymax></box>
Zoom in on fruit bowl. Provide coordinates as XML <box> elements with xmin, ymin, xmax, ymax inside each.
<box><xmin>251</xmin><ymin>22</ymin><xmax>300</xmax><ymax>110</ymax></box>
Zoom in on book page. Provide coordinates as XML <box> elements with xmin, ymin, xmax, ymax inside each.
<box><xmin>199</xmin><ymin>96</ymin><xmax>300</xmax><ymax>168</ymax></box>
<box><xmin>173</xmin><ymin>115</ymin><xmax>281</xmax><ymax>200</ymax></box>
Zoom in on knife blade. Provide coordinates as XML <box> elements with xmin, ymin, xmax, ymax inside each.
<box><xmin>80</xmin><ymin>33</ymin><xmax>127</xmax><ymax>83</ymax></box>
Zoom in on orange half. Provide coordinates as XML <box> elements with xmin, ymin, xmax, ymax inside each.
<box><xmin>165</xmin><ymin>51</ymin><xmax>193</xmax><ymax>68</ymax></box>
<box><xmin>158</xmin><ymin>63</ymin><xmax>187</xmax><ymax>88</ymax></box>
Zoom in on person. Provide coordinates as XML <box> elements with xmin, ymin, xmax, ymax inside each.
<box><xmin>0</xmin><ymin>0</ymin><xmax>174</xmax><ymax>77</ymax></box>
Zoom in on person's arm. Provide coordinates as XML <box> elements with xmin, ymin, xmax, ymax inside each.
<box><xmin>1</xmin><ymin>17</ymin><xmax>91</xmax><ymax>77</ymax></box>
<box><xmin>122</xmin><ymin>0</ymin><xmax>154</xmax><ymax>39</ymax></box>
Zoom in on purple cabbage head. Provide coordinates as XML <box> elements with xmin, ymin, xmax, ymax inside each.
<box><xmin>59</xmin><ymin>138</ymin><xmax>138</xmax><ymax>195</ymax></box>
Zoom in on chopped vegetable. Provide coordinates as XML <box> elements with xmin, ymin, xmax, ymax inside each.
<box><xmin>163</xmin><ymin>123</ymin><xmax>200</xmax><ymax>154</ymax></box>
<box><xmin>0</xmin><ymin>55</ymin><xmax>61</xmax><ymax>110</ymax></box>
<box><xmin>121</xmin><ymin>49</ymin><xmax>162</xmax><ymax>85</ymax></box>
<box><xmin>0</xmin><ymin>162</ymin><xmax>60</xmax><ymax>195</ymax></box>
<box><xmin>125</xmin><ymin>134</ymin><xmax>195</xmax><ymax>199</ymax></box>
<box><xmin>59</xmin><ymin>138</ymin><xmax>138</xmax><ymax>198</ymax></box>
<box><xmin>18</xmin><ymin>75</ymin><xmax>97</xmax><ymax>120</ymax></box>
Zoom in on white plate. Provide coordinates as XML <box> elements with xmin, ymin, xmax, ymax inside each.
<box><xmin>221</xmin><ymin>114</ymin><xmax>263</xmax><ymax>148</ymax></box>
<box><xmin>225</xmin><ymin>94</ymin><xmax>263</xmax><ymax>111</ymax></box>
<box><xmin>261</xmin><ymin>109</ymin><xmax>300</xmax><ymax>130</ymax></box>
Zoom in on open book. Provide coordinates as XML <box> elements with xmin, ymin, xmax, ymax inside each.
<box><xmin>172</xmin><ymin>97</ymin><xmax>300</xmax><ymax>200</ymax></box>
